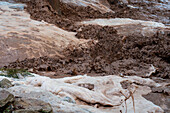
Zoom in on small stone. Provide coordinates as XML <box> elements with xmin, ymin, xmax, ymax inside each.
<box><xmin>62</xmin><ymin>96</ymin><xmax>76</xmax><ymax>104</ymax></box>
<box><xmin>28</xmin><ymin>68</ymin><xmax>33</xmax><ymax>72</ymax></box>
<box><xmin>164</xmin><ymin>87</ymin><xmax>170</xmax><ymax>95</ymax></box>
<box><xmin>120</xmin><ymin>80</ymin><xmax>132</xmax><ymax>89</ymax></box>
<box><xmin>38</xmin><ymin>64</ymin><xmax>48</xmax><ymax>71</ymax></box>
<box><xmin>78</xmin><ymin>83</ymin><xmax>94</xmax><ymax>90</ymax></box>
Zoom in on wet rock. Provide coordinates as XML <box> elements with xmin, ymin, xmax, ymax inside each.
<box><xmin>13</xmin><ymin>98</ymin><xmax>53</xmax><ymax>113</ymax></box>
<box><xmin>143</xmin><ymin>84</ymin><xmax>170</xmax><ymax>112</ymax></box>
<box><xmin>143</xmin><ymin>92</ymin><xmax>170</xmax><ymax>113</ymax></box>
<box><xmin>79</xmin><ymin>18</ymin><xmax>168</xmax><ymax>37</ymax></box>
<box><xmin>120</xmin><ymin>80</ymin><xmax>132</xmax><ymax>89</ymax></box>
<box><xmin>9</xmin><ymin>5</ymin><xmax>25</xmax><ymax>10</ymax></box>
<box><xmin>48</xmin><ymin>0</ymin><xmax>61</xmax><ymax>15</ymax></box>
<box><xmin>0</xmin><ymin>90</ymin><xmax>14</xmax><ymax>108</ymax></box>
<box><xmin>6</xmin><ymin>87</ymin><xmax>94</xmax><ymax>113</ymax></box>
<box><xmin>14</xmin><ymin>0</ymin><xmax>31</xmax><ymax>3</ymax></box>
<box><xmin>107</xmin><ymin>0</ymin><xmax>128</xmax><ymax>4</ymax></box>
<box><xmin>0</xmin><ymin>78</ymin><xmax>13</xmax><ymax>88</ymax></box>
<box><xmin>152</xmin><ymin>85</ymin><xmax>170</xmax><ymax>95</ymax></box>
<box><xmin>62</xmin><ymin>96</ymin><xmax>76</xmax><ymax>104</ymax></box>
<box><xmin>61</xmin><ymin>0</ymin><xmax>113</xmax><ymax>13</ymax></box>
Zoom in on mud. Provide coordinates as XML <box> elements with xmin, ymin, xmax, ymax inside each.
<box><xmin>76</xmin><ymin>25</ymin><xmax>170</xmax><ymax>78</ymax></box>
<box><xmin>6</xmin><ymin>25</ymin><xmax>170</xmax><ymax>79</ymax></box>
<box><xmin>109</xmin><ymin>0</ymin><xmax>170</xmax><ymax>25</ymax></box>
<box><xmin>13</xmin><ymin>0</ymin><xmax>169</xmax><ymax>32</ymax></box>
<box><xmin>23</xmin><ymin>0</ymin><xmax>115</xmax><ymax>32</ymax></box>
<box><xmin>1</xmin><ymin>0</ymin><xmax>169</xmax><ymax>79</ymax></box>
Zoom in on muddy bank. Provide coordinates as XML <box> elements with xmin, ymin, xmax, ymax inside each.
<box><xmin>6</xmin><ymin>25</ymin><xmax>170</xmax><ymax>79</ymax></box>
<box><xmin>1</xmin><ymin>0</ymin><xmax>169</xmax><ymax>78</ymax></box>
<box><xmin>76</xmin><ymin>25</ymin><xmax>170</xmax><ymax>78</ymax></box>
<box><xmin>1</xmin><ymin>0</ymin><xmax>169</xmax><ymax>79</ymax></box>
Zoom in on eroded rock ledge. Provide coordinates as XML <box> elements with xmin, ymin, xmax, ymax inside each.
<box><xmin>0</xmin><ymin>74</ymin><xmax>166</xmax><ymax>113</ymax></box>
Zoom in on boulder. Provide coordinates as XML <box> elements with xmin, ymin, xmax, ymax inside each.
<box><xmin>0</xmin><ymin>90</ymin><xmax>14</xmax><ymax>108</ymax></box>
<box><xmin>13</xmin><ymin>98</ymin><xmax>53</xmax><ymax>113</ymax></box>
<box><xmin>0</xmin><ymin>78</ymin><xmax>13</xmax><ymax>88</ymax></box>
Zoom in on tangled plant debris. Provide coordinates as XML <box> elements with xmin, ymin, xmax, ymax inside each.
<box><xmin>0</xmin><ymin>68</ymin><xmax>32</xmax><ymax>78</ymax></box>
